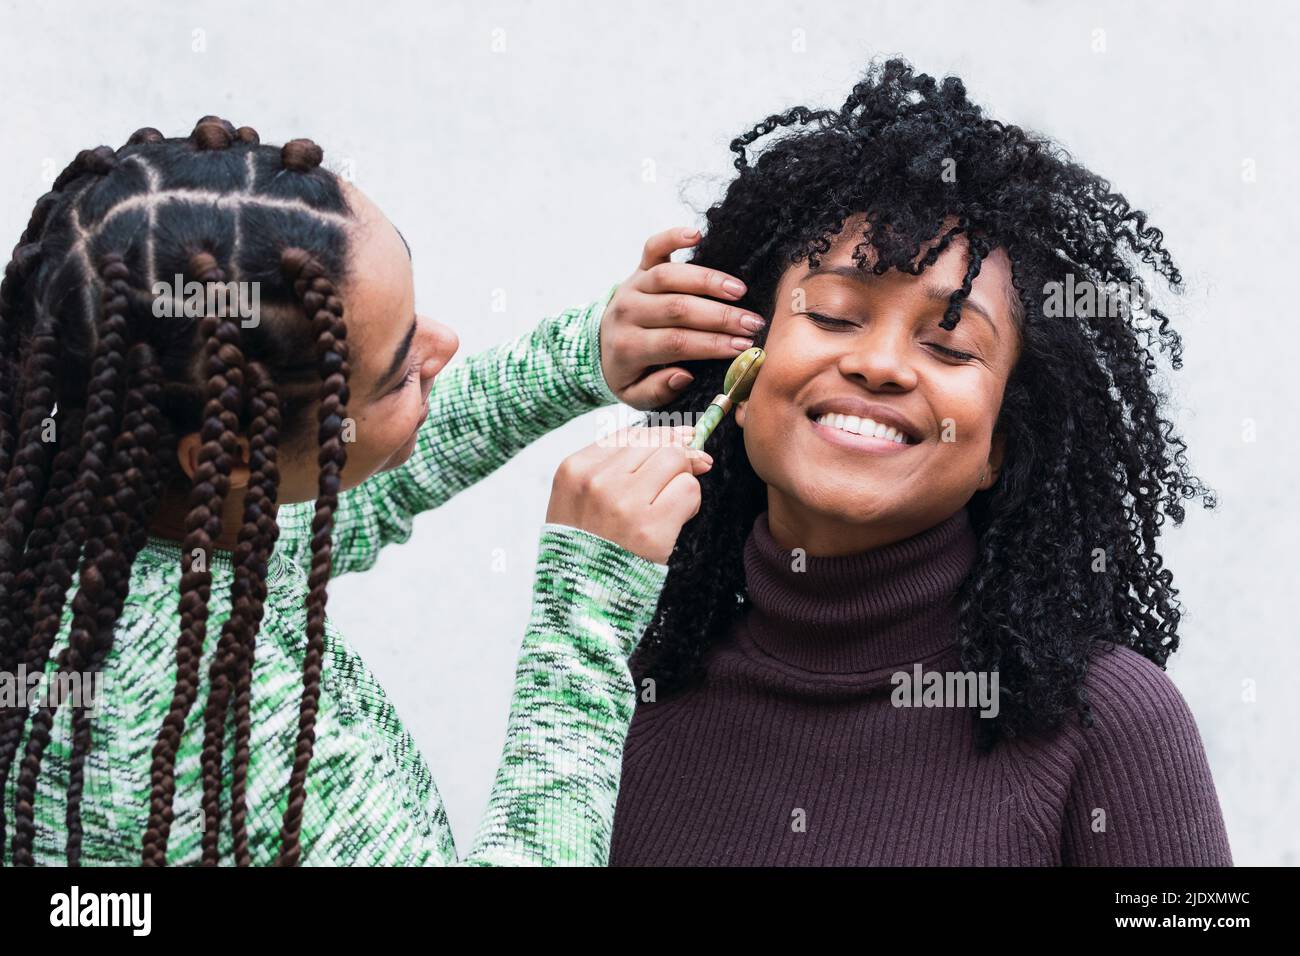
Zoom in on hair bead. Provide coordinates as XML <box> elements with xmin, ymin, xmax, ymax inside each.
<box><xmin>280</xmin><ymin>138</ymin><xmax>324</xmax><ymax>172</ymax></box>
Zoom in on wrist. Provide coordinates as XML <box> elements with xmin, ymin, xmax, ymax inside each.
<box><xmin>573</xmin><ymin>283</ymin><xmax>621</xmax><ymax>407</ymax></box>
<box><xmin>532</xmin><ymin>522</ymin><xmax>669</xmax><ymax>655</ymax></box>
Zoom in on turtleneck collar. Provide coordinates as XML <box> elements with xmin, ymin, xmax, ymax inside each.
<box><xmin>135</xmin><ymin>534</ymin><xmax>295</xmax><ymax>590</ymax></box>
<box><xmin>739</xmin><ymin>507</ymin><xmax>978</xmax><ymax>678</ymax></box>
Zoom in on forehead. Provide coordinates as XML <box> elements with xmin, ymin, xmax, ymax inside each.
<box><xmin>783</xmin><ymin>216</ymin><xmax>1021</xmax><ymax>329</ymax></box>
<box><xmin>337</xmin><ymin>182</ymin><xmax>414</xmax><ymax>385</ymax></box>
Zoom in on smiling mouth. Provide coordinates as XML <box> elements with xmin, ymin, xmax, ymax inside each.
<box><xmin>807</xmin><ymin>411</ymin><xmax>919</xmax><ymax>446</ymax></box>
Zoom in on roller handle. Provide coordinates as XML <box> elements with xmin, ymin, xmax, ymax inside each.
<box><xmin>688</xmin><ymin>401</ymin><xmax>727</xmax><ymax>450</ymax></box>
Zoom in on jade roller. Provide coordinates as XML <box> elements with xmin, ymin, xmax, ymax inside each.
<box><xmin>687</xmin><ymin>346</ymin><xmax>766</xmax><ymax>450</ymax></box>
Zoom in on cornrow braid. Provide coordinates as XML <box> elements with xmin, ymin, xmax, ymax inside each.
<box><xmin>274</xmin><ymin>247</ymin><xmax>348</xmax><ymax>867</ymax></box>
<box><xmin>141</xmin><ymin>252</ymin><xmax>248</xmax><ymax>867</ymax></box>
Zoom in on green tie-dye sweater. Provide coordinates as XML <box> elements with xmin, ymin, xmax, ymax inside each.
<box><xmin>4</xmin><ymin>283</ymin><xmax>669</xmax><ymax>866</ymax></box>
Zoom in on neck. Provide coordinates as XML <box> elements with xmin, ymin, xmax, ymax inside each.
<box><xmin>148</xmin><ymin>486</ymin><xmax>251</xmax><ymax>552</ymax></box>
<box><xmin>740</xmin><ymin>506</ymin><xmax>978</xmax><ymax>677</ymax></box>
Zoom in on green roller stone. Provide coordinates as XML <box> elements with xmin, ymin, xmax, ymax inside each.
<box><xmin>687</xmin><ymin>347</ymin><xmax>766</xmax><ymax>450</ymax></box>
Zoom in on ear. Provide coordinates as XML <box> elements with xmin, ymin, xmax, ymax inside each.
<box><xmin>175</xmin><ymin>432</ymin><xmax>253</xmax><ymax>491</ymax></box>
<box><xmin>734</xmin><ymin>400</ymin><xmax>748</xmax><ymax>428</ymax></box>
<box><xmin>980</xmin><ymin>429</ymin><xmax>1008</xmax><ymax>490</ymax></box>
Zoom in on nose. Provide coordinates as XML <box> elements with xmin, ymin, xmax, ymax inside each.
<box><xmin>420</xmin><ymin>318</ymin><xmax>459</xmax><ymax>381</ymax></box>
<box><xmin>836</xmin><ymin>321</ymin><xmax>918</xmax><ymax>390</ymax></box>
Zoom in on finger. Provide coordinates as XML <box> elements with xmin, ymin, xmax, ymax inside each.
<box><xmin>600</xmin><ymin>426</ymin><xmax>696</xmax><ymax>476</ymax></box>
<box><xmin>640</xmin><ymin>326</ymin><xmax>754</xmax><ymax>366</ymax></box>
<box><xmin>650</xmin><ymin>470</ymin><xmax>704</xmax><ymax>525</ymax></box>
<box><xmin>574</xmin><ymin>423</ymin><xmax>673</xmax><ymax>472</ymax></box>
<box><xmin>639</xmin><ymin>226</ymin><xmax>703</xmax><ymax>271</ymax></box>
<box><xmin>635</xmin><ymin>261</ymin><xmax>748</xmax><ymax>302</ymax></box>
<box><xmin>629</xmin><ymin>439</ymin><xmax>712</xmax><ymax>477</ymax></box>
<box><xmin>623</xmin><ymin>288</ymin><xmax>764</xmax><ymax>338</ymax></box>
<box><xmin>619</xmin><ymin>367</ymin><xmax>696</xmax><ymax>410</ymax></box>
<box><xmin>631</xmin><ymin>443</ymin><xmax>711</xmax><ymax>504</ymax></box>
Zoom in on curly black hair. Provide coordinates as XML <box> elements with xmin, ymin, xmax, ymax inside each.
<box><xmin>629</xmin><ymin>57</ymin><xmax>1217</xmax><ymax>751</ymax></box>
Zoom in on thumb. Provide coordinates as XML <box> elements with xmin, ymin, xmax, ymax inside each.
<box><xmin>620</xmin><ymin>367</ymin><xmax>694</xmax><ymax>410</ymax></box>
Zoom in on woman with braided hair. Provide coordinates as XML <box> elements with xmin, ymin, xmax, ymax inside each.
<box><xmin>608</xmin><ymin>58</ymin><xmax>1233</xmax><ymax>866</ymax></box>
<box><xmin>0</xmin><ymin>115</ymin><xmax>761</xmax><ymax>865</ymax></box>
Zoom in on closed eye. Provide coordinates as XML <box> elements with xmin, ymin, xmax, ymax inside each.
<box><xmin>389</xmin><ymin>363</ymin><xmax>419</xmax><ymax>394</ymax></box>
<box><xmin>926</xmin><ymin>343</ymin><xmax>976</xmax><ymax>362</ymax></box>
<box><xmin>807</xmin><ymin>312</ymin><xmax>977</xmax><ymax>362</ymax></box>
<box><xmin>804</xmin><ymin>311</ymin><xmax>859</xmax><ymax>330</ymax></box>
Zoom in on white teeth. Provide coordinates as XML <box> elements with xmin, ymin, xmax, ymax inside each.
<box><xmin>814</xmin><ymin>412</ymin><xmax>910</xmax><ymax>444</ymax></box>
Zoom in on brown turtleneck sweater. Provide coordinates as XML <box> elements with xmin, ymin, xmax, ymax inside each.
<box><xmin>610</xmin><ymin>507</ymin><xmax>1232</xmax><ymax>866</ymax></box>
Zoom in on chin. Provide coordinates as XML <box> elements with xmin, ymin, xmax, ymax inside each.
<box><xmin>778</xmin><ymin>478</ymin><xmax>889</xmax><ymax>525</ymax></box>
<box><xmin>815</xmin><ymin>499</ymin><xmax>893</xmax><ymax>527</ymax></box>
<box><xmin>395</xmin><ymin>430</ymin><xmax>421</xmax><ymax>462</ymax></box>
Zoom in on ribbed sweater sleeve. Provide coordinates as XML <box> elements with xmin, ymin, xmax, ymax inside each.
<box><xmin>462</xmin><ymin>524</ymin><xmax>668</xmax><ymax>866</ymax></box>
<box><xmin>1049</xmin><ymin>646</ymin><xmax>1233</xmax><ymax>866</ymax></box>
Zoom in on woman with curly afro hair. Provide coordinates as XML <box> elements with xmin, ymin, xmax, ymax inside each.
<box><xmin>609</xmin><ymin>58</ymin><xmax>1232</xmax><ymax>866</ymax></box>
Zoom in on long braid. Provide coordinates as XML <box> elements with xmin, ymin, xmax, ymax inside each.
<box><xmin>9</xmin><ymin>254</ymin><xmax>131</xmax><ymax>865</ymax></box>
<box><xmin>0</xmin><ymin>245</ymin><xmax>46</xmax><ymax>487</ymax></box>
<box><xmin>0</xmin><ymin>397</ymin><xmax>105</xmax><ymax>863</ymax></box>
<box><xmin>0</xmin><ymin>326</ymin><xmax>63</xmax><ymax>678</ymax></box>
<box><xmin>274</xmin><ymin>247</ymin><xmax>348</xmax><ymax>866</ymax></box>
<box><xmin>0</xmin><ymin>326</ymin><xmax>72</xmax><ymax>850</ymax></box>
<box><xmin>141</xmin><ymin>252</ymin><xmax>246</xmax><ymax>867</ymax></box>
<box><xmin>66</xmin><ymin>342</ymin><xmax>168</xmax><ymax>864</ymax></box>
<box><xmin>0</xmin><ymin>149</ymin><xmax>121</xmax><ymax>625</ymax></box>
<box><xmin>196</xmin><ymin>523</ymin><xmax>254</xmax><ymax>862</ymax></box>
<box><xmin>0</xmin><ymin>402</ymin><xmax>84</xmax><ymax>856</ymax></box>
<box><xmin>205</xmin><ymin>362</ymin><xmax>281</xmax><ymax>865</ymax></box>
<box><xmin>229</xmin><ymin>367</ymin><xmax>282</xmax><ymax>865</ymax></box>
<box><xmin>6</xmin><ymin>403</ymin><xmax>86</xmax><ymax>676</ymax></box>
<box><xmin>196</xmin><ymin>555</ymin><xmax>249</xmax><ymax>864</ymax></box>
<box><xmin>0</xmin><ymin>146</ymin><xmax>126</xmax><ymax>853</ymax></box>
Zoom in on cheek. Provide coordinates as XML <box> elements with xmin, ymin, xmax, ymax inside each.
<box><xmin>737</xmin><ymin>370</ymin><xmax>801</xmax><ymax>482</ymax></box>
<box><xmin>350</xmin><ymin>397</ymin><xmax>422</xmax><ymax>463</ymax></box>
<box><xmin>932</xmin><ymin>377</ymin><xmax>1001</xmax><ymax>453</ymax></box>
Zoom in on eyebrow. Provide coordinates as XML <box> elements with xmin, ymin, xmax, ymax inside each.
<box><xmin>920</xmin><ymin>283</ymin><xmax>1001</xmax><ymax>342</ymax></box>
<box><xmin>803</xmin><ymin>265</ymin><xmax>1001</xmax><ymax>342</ymax></box>
<box><xmin>373</xmin><ymin>315</ymin><xmax>417</xmax><ymax>398</ymax></box>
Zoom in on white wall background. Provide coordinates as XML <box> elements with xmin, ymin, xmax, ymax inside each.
<box><xmin>1</xmin><ymin>0</ymin><xmax>1294</xmax><ymax>865</ymax></box>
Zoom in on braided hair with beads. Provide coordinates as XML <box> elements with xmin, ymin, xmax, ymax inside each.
<box><xmin>0</xmin><ymin>116</ymin><xmax>358</xmax><ymax>865</ymax></box>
